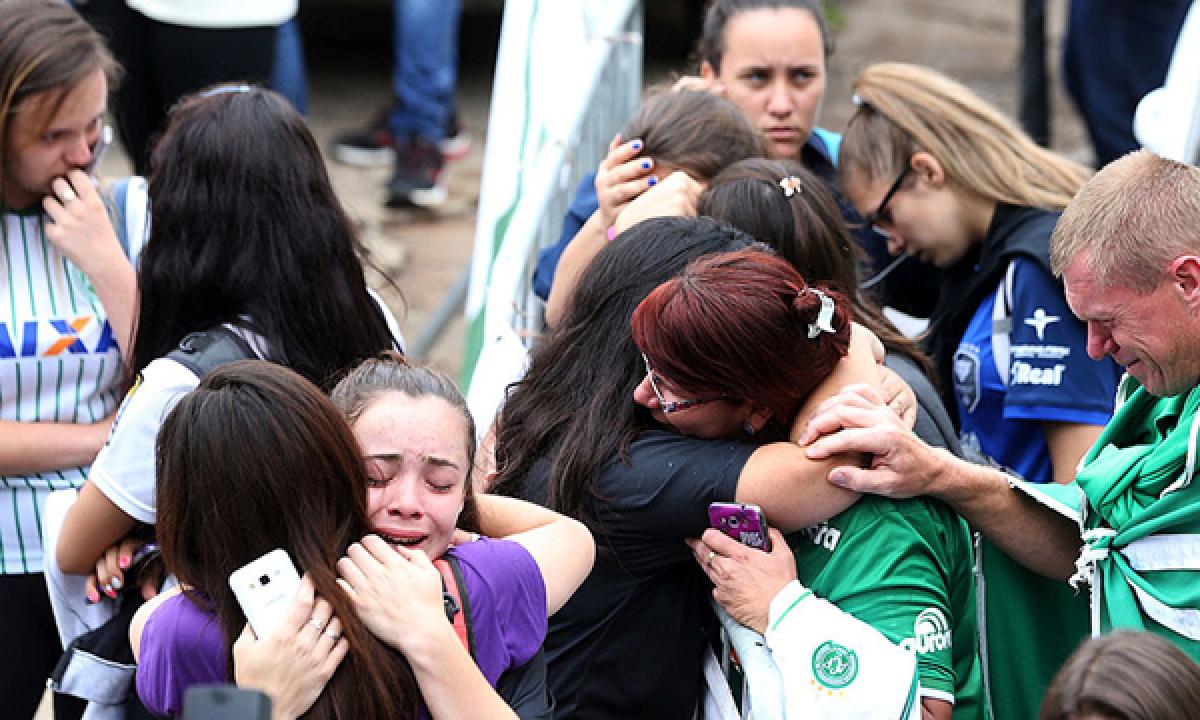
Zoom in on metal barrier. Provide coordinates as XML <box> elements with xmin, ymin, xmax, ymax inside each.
<box><xmin>462</xmin><ymin>0</ymin><xmax>643</xmax><ymax>432</ymax></box>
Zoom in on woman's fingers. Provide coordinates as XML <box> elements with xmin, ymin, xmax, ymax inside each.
<box><xmin>597</xmin><ymin>136</ymin><xmax>643</xmax><ymax>173</ymax></box>
<box><xmin>321</xmin><ymin>637</ymin><xmax>349</xmax><ymax>679</ymax></box>
<box><xmin>336</xmin><ymin>553</ymin><xmax>370</xmax><ymax>594</ymax></box>
<box><xmin>279</xmin><ymin>575</ymin><xmax>317</xmax><ymax>635</ymax></box>
<box><xmin>319</xmin><ymin>616</ymin><xmax>342</xmax><ymax>645</ymax></box>
<box><xmin>359</xmin><ymin>534</ymin><xmax>397</xmax><ymax>563</ymax></box>
<box><xmin>700</xmin><ymin>527</ymin><xmax>748</xmax><ymax>557</ymax></box>
<box><xmin>85</xmin><ymin>573</ymin><xmax>101</xmax><ymax>604</ymax></box>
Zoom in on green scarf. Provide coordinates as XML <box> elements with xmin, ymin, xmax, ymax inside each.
<box><xmin>1074</xmin><ymin>376</ymin><xmax>1200</xmax><ymax>655</ymax></box>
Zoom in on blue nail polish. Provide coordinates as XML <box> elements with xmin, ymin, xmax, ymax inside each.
<box><xmin>647</xmin><ymin>177</ymin><xmax>657</xmax><ymax>187</ymax></box>
<box><xmin>631</xmin><ymin>140</ymin><xmax>642</xmax><ymax>151</ymax></box>
<box><xmin>641</xmin><ymin>160</ymin><xmax>651</xmax><ymax>170</ymax></box>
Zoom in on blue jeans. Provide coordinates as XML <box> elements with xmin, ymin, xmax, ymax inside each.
<box><xmin>271</xmin><ymin>17</ymin><xmax>310</xmax><ymax>116</ymax></box>
<box><xmin>389</xmin><ymin>0</ymin><xmax>461</xmax><ymax>142</ymax></box>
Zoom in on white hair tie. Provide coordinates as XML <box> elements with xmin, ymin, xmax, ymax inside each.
<box><xmin>806</xmin><ymin>288</ymin><xmax>837</xmax><ymax>339</ymax></box>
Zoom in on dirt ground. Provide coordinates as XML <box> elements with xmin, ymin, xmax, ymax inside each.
<box><xmin>37</xmin><ymin>0</ymin><xmax>1093</xmax><ymax>715</ymax></box>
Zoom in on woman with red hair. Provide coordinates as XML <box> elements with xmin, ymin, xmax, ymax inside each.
<box><xmin>632</xmin><ymin>248</ymin><xmax>987</xmax><ymax>720</ymax></box>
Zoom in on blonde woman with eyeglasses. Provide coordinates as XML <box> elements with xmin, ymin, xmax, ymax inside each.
<box><xmin>837</xmin><ymin>61</ymin><xmax>1123</xmax><ymax>720</ymax></box>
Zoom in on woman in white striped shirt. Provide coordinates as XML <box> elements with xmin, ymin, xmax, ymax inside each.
<box><xmin>0</xmin><ymin>2</ymin><xmax>138</xmax><ymax>716</ymax></box>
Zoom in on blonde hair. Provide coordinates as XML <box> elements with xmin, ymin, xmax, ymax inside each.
<box><xmin>840</xmin><ymin>62</ymin><xmax>1090</xmax><ymax>212</ymax></box>
<box><xmin>1051</xmin><ymin>150</ymin><xmax>1200</xmax><ymax>292</ymax></box>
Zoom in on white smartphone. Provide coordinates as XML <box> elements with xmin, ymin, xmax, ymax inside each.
<box><xmin>84</xmin><ymin>124</ymin><xmax>113</xmax><ymax>176</ymax></box>
<box><xmin>228</xmin><ymin>548</ymin><xmax>301</xmax><ymax>638</ymax></box>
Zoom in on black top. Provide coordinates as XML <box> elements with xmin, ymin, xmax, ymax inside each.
<box><xmin>517</xmin><ymin>430</ymin><xmax>754</xmax><ymax>719</ymax></box>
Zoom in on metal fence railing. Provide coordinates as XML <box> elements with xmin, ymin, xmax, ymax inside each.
<box><xmin>463</xmin><ymin>1</ymin><xmax>643</xmax><ymax>432</ymax></box>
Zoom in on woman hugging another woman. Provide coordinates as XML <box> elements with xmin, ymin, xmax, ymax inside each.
<box><xmin>132</xmin><ymin>356</ymin><xmax>593</xmax><ymax>718</ymax></box>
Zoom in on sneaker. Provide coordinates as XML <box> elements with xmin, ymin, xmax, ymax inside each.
<box><xmin>386</xmin><ymin>134</ymin><xmax>446</xmax><ymax>208</ymax></box>
<box><xmin>332</xmin><ymin>109</ymin><xmax>395</xmax><ymax>167</ymax></box>
<box><xmin>334</xmin><ymin>108</ymin><xmax>471</xmax><ymax>167</ymax></box>
<box><xmin>440</xmin><ymin>111</ymin><xmax>473</xmax><ymax>162</ymax></box>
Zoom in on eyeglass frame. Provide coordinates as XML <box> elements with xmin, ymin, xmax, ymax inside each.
<box><xmin>641</xmin><ymin>353</ymin><xmax>729</xmax><ymax>414</ymax></box>
<box><xmin>864</xmin><ymin>165</ymin><xmax>911</xmax><ymax>236</ymax></box>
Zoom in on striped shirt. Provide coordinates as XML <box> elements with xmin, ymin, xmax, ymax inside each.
<box><xmin>1</xmin><ymin>208</ymin><xmax>128</xmax><ymax>574</ymax></box>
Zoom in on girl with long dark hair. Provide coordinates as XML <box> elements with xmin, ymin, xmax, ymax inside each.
<box><xmin>56</xmin><ymin>85</ymin><xmax>400</xmax><ymax>584</ymax></box>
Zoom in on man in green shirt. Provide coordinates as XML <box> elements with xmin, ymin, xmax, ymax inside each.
<box><xmin>803</xmin><ymin>150</ymin><xmax>1200</xmax><ymax>671</ymax></box>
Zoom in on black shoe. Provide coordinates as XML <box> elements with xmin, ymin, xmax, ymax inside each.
<box><xmin>334</xmin><ymin>107</ymin><xmax>471</xmax><ymax>167</ymax></box>
<box><xmin>332</xmin><ymin>109</ymin><xmax>395</xmax><ymax>167</ymax></box>
<box><xmin>386</xmin><ymin>134</ymin><xmax>446</xmax><ymax>208</ymax></box>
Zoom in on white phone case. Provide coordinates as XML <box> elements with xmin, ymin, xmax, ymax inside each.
<box><xmin>228</xmin><ymin>548</ymin><xmax>301</xmax><ymax>638</ymax></box>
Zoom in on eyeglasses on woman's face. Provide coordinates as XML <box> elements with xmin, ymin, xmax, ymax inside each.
<box><xmin>641</xmin><ymin>353</ymin><xmax>728</xmax><ymax>414</ymax></box>
<box><xmin>864</xmin><ymin>165</ymin><xmax>911</xmax><ymax>236</ymax></box>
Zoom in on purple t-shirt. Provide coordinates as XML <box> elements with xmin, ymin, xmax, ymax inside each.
<box><xmin>136</xmin><ymin>537</ymin><xmax>547</xmax><ymax>716</ymax></box>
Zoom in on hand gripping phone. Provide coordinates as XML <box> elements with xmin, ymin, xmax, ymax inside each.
<box><xmin>228</xmin><ymin>548</ymin><xmax>301</xmax><ymax>638</ymax></box>
<box><xmin>708</xmin><ymin>502</ymin><xmax>772</xmax><ymax>551</ymax></box>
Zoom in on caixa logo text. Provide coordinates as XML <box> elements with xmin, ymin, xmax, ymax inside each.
<box><xmin>0</xmin><ymin>317</ymin><xmax>117</xmax><ymax>358</ymax></box>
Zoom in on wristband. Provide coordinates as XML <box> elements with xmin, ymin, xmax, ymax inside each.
<box><xmin>606</xmin><ymin>225</ymin><xmax>617</xmax><ymax>241</ymax></box>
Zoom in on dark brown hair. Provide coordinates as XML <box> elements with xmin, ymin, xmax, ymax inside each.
<box><xmin>700</xmin><ymin>157</ymin><xmax>933</xmax><ymax>378</ymax></box>
<box><xmin>697</xmin><ymin>0</ymin><xmax>832</xmax><ymax>72</ymax></box>
<box><xmin>620</xmin><ymin>88</ymin><xmax>766</xmax><ymax>181</ymax></box>
<box><xmin>156</xmin><ymin>360</ymin><xmax>420</xmax><ymax>719</ymax></box>
<box><xmin>0</xmin><ymin>0</ymin><xmax>117</xmax><ymax>203</ymax></box>
<box><xmin>133</xmin><ymin>86</ymin><xmax>396</xmax><ymax>390</ymax></box>
<box><xmin>632</xmin><ymin>247</ymin><xmax>850</xmax><ymax>439</ymax></box>
<box><xmin>330</xmin><ymin>350</ymin><xmax>480</xmax><ymax>533</ymax></box>
<box><xmin>491</xmin><ymin>217</ymin><xmax>753</xmax><ymax>523</ymax></box>
<box><xmin>1039</xmin><ymin>631</ymin><xmax>1200</xmax><ymax>720</ymax></box>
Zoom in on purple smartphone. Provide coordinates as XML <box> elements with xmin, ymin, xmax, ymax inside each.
<box><xmin>708</xmin><ymin>502</ymin><xmax>772</xmax><ymax>551</ymax></box>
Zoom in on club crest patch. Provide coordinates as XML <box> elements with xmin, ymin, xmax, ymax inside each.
<box><xmin>954</xmin><ymin>347</ymin><xmax>981</xmax><ymax>413</ymax></box>
<box><xmin>812</xmin><ymin>640</ymin><xmax>859</xmax><ymax>690</ymax></box>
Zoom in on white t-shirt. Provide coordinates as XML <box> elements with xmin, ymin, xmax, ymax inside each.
<box><xmin>89</xmin><ymin>296</ymin><xmax>403</xmax><ymax>524</ymax></box>
<box><xmin>126</xmin><ymin>0</ymin><xmax>296</xmax><ymax>28</ymax></box>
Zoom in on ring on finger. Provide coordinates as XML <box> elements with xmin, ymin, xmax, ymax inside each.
<box><xmin>322</xmin><ymin>628</ymin><xmax>340</xmax><ymax>640</ymax></box>
<box><xmin>705</xmin><ymin>549</ymin><xmax>716</xmax><ymax>568</ymax></box>
<box><xmin>60</xmin><ymin>187</ymin><xmax>77</xmax><ymax>204</ymax></box>
<box><xmin>307</xmin><ymin>618</ymin><xmax>325</xmax><ymax>631</ymax></box>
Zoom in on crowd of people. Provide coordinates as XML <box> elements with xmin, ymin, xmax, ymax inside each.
<box><xmin>4</xmin><ymin>0</ymin><xmax>1200</xmax><ymax>718</ymax></box>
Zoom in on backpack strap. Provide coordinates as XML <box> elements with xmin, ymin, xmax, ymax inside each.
<box><xmin>166</xmin><ymin>326</ymin><xmax>258</xmax><ymax>379</ymax></box>
<box><xmin>991</xmin><ymin>260</ymin><xmax>1018</xmax><ymax>388</ymax></box>
<box><xmin>434</xmin><ymin>555</ymin><xmax>476</xmax><ymax>659</ymax></box>
<box><xmin>101</xmin><ymin>176</ymin><xmax>150</xmax><ymax>264</ymax></box>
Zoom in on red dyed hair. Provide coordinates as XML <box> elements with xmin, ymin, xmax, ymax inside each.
<box><xmin>632</xmin><ymin>248</ymin><xmax>852</xmax><ymax>436</ymax></box>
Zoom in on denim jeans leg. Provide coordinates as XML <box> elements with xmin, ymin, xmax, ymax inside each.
<box><xmin>389</xmin><ymin>0</ymin><xmax>461</xmax><ymax>142</ymax></box>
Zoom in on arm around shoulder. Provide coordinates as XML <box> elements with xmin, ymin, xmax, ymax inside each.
<box><xmin>544</xmin><ymin>211</ymin><xmax>610</xmax><ymax>327</ymax></box>
<box><xmin>736</xmin><ymin>325</ymin><xmax>882</xmax><ymax>531</ymax></box>
<box><xmin>475</xmin><ymin>494</ymin><xmax>594</xmax><ymax>614</ymax></box>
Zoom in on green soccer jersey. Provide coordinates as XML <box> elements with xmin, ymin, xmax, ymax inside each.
<box><xmin>788</xmin><ymin>495</ymin><xmax>987</xmax><ymax>720</ymax></box>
